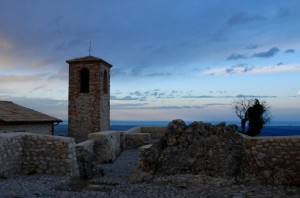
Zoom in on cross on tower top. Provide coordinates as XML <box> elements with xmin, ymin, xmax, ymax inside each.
<box><xmin>88</xmin><ymin>40</ymin><xmax>92</xmax><ymax>56</ymax></box>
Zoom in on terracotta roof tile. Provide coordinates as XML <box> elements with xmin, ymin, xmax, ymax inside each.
<box><xmin>0</xmin><ymin>101</ymin><xmax>62</xmax><ymax>124</ymax></box>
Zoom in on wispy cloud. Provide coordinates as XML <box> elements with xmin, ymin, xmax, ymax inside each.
<box><xmin>227</xmin><ymin>53</ymin><xmax>246</xmax><ymax>61</ymax></box>
<box><xmin>182</xmin><ymin>94</ymin><xmax>276</xmax><ymax>99</ymax></box>
<box><xmin>47</xmin><ymin>66</ymin><xmax>68</xmax><ymax>81</ymax></box>
<box><xmin>111</xmin><ymin>103</ymin><xmax>148</xmax><ymax>109</ymax></box>
<box><xmin>285</xmin><ymin>49</ymin><xmax>295</xmax><ymax>53</ymax></box>
<box><xmin>182</xmin><ymin>95</ymin><xmax>221</xmax><ymax>99</ymax></box>
<box><xmin>0</xmin><ymin>37</ymin><xmax>14</xmax><ymax>50</ymax></box>
<box><xmin>112</xmin><ymin>89</ymin><xmax>182</xmax><ymax>101</ymax></box>
<box><xmin>147</xmin><ymin>72</ymin><xmax>172</xmax><ymax>77</ymax></box>
<box><xmin>111</xmin><ymin>103</ymin><xmax>208</xmax><ymax>110</ymax></box>
<box><xmin>0</xmin><ymin>74</ymin><xmax>42</xmax><ymax>82</ymax></box>
<box><xmin>227</xmin><ymin>12</ymin><xmax>265</xmax><ymax>26</ymax></box>
<box><xmin>111</xmin><ymin>96</ymin><xmax>143</xmax><ymax>101</ymax></box>
<box><xmin>288</xmin><ymin>91</ymin><xmax>300</xmax><ymax>98</ymax></box>
<box><xmin>202</xmin><ymin>64</ymin><xmax>300</xmax><ymax>76</ymax></box>
<box><xmin>0</xmin><ymin>95</ymin><xmax>67</xmax><ymax>119</ymax></box>
<box><xmin>235</xmin><ymin>94</ymin><xmax>276</xmax><ymax>98</ymax></box>
<box><xmin>245</xmin><ymin>44</ymin><xmax>259</xmax><ymax>50</ymax></box>
<box><xmin>252</xmin><ymin>47</ymin><xmax>280</xmax><ymax>58</ymax></box>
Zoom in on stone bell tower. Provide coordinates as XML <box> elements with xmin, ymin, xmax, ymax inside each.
<box><xmin>67</xmin><ymin>55</ymin><xmax>112</xmax><ymax>142</ymax></box>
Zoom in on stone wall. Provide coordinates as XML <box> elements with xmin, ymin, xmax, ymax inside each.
<box><xmin>0</xmin><ymin>123</ymin><xmax>53</xmax><ymax>135</ymax></box>
<box><xmin>124</xmin><ymin>133</ymin><xmax>150</xmax><ymax>149</ymax></box>
<box><xmin>140</xmin><ymin>126</ymin><xmax>167</xmax><ymax>139</ymax></box>
<box><xmin>0</xmin><ymin>133</ymin><xmax>79</xmax><ymax>177</ymax></box>
<box><xmin>126</xmin><ymin>126</ymin><xmax>167</xmax><ymax>140</ymax></box>
<box><xmin>243</xmin><ymin>135</ymin><xmax>300</xmax><ymax>184</ymax></box>
<box><xmin>0</xmin><ymin>133</ymin><xmax>26</xmax><ymax>177</ymax></box>
<box><xmin>22</xmin><ymin>134</ymin><xmax>79</xmax><ymax>176</ymax></box>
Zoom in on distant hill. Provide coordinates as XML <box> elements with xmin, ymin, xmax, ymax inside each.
<box><xmin>54</xmin><ymin>124</ymin><xmax>300</xmax><ymax>137</ymax></box>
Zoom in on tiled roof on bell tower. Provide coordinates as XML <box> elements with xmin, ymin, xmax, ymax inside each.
<box><xmin>66</xmin><ymin>55</ymin><xmax>112</xmax><ymax>67</ymax></box>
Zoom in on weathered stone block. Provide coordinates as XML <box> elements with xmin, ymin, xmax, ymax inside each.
<box><xmin>88</xmin><ymin>131</ymin><xmax>120</xmax><ymax>163</ymax></box>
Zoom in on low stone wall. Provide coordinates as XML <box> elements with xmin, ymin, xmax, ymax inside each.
<box><xmin>0</xmin><ymin>133</ymin><xmax>79</xmax><ymax>177</ymax></box>
<box><xmin>124</xmin><ymin>133</ymin><xmax>150</xmax><ymax>149</ymax></box>
<box><xmin>0</xmin><ymin>133</ymin><xmax>27</xmax><ymax>177</ymax></box>
<box><xmin>140</xmin><ymin>126</ymin><xmax>167</xmax><ymax>139</ymax></box>
<box><xmin>22</xmin><ymin>134</ymin><xmax>79</xmax><ymax>176</ymax></box>
<box><xmin>243</xmin><ymin>135</ymin><xmax>300</xmax><ymax>185</ymax></box>
<box><xmin>125</xmin><ymin>127</ymin><xmax>141</xmax><ymax>134</ymax></box>
<box><xmin>125</xmin><ymin>126</ymin><xmax>167</xmax><ymax>140</ymax></box>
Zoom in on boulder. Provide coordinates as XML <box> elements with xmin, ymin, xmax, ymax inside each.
<box><xmin>136</xmin><ymin>120</ymin><xmax>246</xmax><ymax>181</ymax></box>
<box><xmin>88</xmin><ymin>131</ymin><xmax>121</xmax><ymax>163</ymax></box>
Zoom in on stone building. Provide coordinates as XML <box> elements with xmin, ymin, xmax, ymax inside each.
<box><xmin>67</xmin><ymin>55</ymin><xmax>112</xmax><ymax>142</ymax></box>
<box><xmin>0</xmin><ymin>101</ymin><xmax>62</xmax><ymax>135</ymax></box>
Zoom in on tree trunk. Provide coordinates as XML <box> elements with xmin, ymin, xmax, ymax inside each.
<box><xmin>241</xmin><ymin>118</ymin><xmax>247</xmax><ymax>133</ymax></box>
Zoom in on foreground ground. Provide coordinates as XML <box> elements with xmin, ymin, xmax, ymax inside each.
<box><xmin>0</xmin><ymin>149</ymin><xmax>299</xmax><ymax>198</ymax></box>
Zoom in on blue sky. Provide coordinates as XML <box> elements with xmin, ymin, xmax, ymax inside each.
<box><xmin>0</xmin><ymin>0</ymin><xmax>299</xmax><ymax>123</ymax></box>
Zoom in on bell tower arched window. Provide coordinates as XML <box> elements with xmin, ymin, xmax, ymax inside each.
<box><xmin>103</xmin><ymin>70</ymin><xmax>108</xmax><ymax>94</ymax></box>
<box><xmin>80</xmin><ymin>68</ymin><xmax>89</xmax><ymax>93</ymax></box>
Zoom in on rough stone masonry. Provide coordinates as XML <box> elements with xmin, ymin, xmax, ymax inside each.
<box><xmin>134</xmin><ymin>119</ymin><xmax>300</xmax><ymax>185</ymax></box>
<box><xmin>67</xmin><ymin>56</ymin><xmax>112</xmax><ymax>143</ymax></box>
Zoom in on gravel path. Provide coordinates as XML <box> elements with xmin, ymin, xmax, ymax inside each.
<box><xmin>0</xmin><ymin>149</ymin><xmax>299</xmax><ymax>197</ymax></box>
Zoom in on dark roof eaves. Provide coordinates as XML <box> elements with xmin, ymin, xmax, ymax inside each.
<box><xmin>66</xmin><ymin>56</ymin><xmax>112</xmax><ymax>67</ymax></box>
<box><xmin>0</xmin><ymin>119</ymin><xmax>62</xmax><ymax>124</ymax></box>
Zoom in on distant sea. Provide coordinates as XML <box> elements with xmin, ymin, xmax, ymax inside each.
<box><xmin>54</xmin><ymin>120</ymin><xmax>300</xmax><ymax>137</ymax></box>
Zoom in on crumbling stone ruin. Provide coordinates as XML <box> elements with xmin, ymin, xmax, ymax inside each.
<box><xmin>133</xmin><ymin>119</ymin><xmax>300</xmax><ymax>185</ymax></box>
<box><xmin>1</xmin><ymin>120</ymin><xmax>299</xmax><ymax>187</ymax></box>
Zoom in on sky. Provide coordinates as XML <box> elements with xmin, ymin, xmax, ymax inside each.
<box><xmin>0</xmin><ymin>0</ymin><xmax>300</xmax><ymax>124</ymax></box>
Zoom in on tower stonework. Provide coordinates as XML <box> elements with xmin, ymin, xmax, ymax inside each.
<box><xmin>67</xmin><ymin>56</ymin><xmax>112</xmax><ymax>142</ymax></box>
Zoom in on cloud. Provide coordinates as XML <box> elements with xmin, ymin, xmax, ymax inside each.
<box><xmin>285</xmin><ymin>49</ymin><xmax>295</xmax><ymax>53</ymax></box>
<box><xmin>0</xmin><ymin>95</ymin><xmax>67</xmax><ymax>120</ymax></box>
<box><xmin>209</xmin><ymin>30</ymin><xmax>228</xmax><ymax>43</ymax></box>
<box><xmin>0</xmin><ymin>37</ymin><xmax>14</xmax><ymax>50</ymax></box>
<box><xmin>111</xmin><ymin>89</ymin><xmax>182</xmax><ymax>102</ymax></box>
<box><xmin>204</xmin><ymin>103</ymin><xmax>230</xmax><ymax>106</ymax></box>
<box><xmin>47</xmin><ymin>66</ymin><xmax>68</xmax><ymax>81</ymax></box>
<box><xmin>0</xmin><ymin>74</ymin><xmax>42</xmax><ymax>82</ymax></box>
<box><xmin>142</xmin><ymin>105</ymin><xmax>206</xmax><ymax>110</ymax></box>
<box><xmin>147</xmin><ymin>72</ymin><xmax>172</xmax><ymax>77</ymax></box>
<box><xmin>245</xmin><ymin>44</ymin><xmax>259</xmax><ymax>50</ymax></box>
<box><xmin>112</xmin><ymin>103</ymin><xmax>207</xmax><ymax>110</ymax></box>
<box><xmin>111</xmin><ymin>103</ymin><xmax>148</xmax><ymax>109</ymax></box>
<box><xmin>288</xmin><ymin>91</ymin><xmax>300</xmax><ymax>98</ymax></box>
<box><xmin>110</xmin><ymin>96</ymin><xmax>142</xmax><ymax>101</ymax></box>
<box><xmin>182</xmin><ymin>94</ymin><xmax>276</xmax><ymax>99</ymax></box>
<box><xmin>202</xmin><ymin>64</ymin><xmax>300</xmax><ymax>76</ymax></box>
<box><xmin>227</xmin><ymin>53</ymin><xmax>246</xmax><ymax>61</ymax></box>
<box><xmin>252</xmin><ymin>47</ymin><xmax>280</xmax><ymax>58</ymax></box>
<box><xmin>235</xmin><ymin>94</ymin><xmax>276</xmax><ymax>98</ymax></box>
<box><xmin>111</xmin><ymin>68</ymin><xmax>127</xmax><ymax>77</ymax></box>
<box><xmin>182</xmin><ymin>95</ymin><xmax>216</xmax><ymax>99</ymax></box>
<box><xmin>227</xmin><ymin>12</ymin><xmax>265</xmax><ymax>26</ymax></box>
<box><xmin>277</xmin><ymin>7</ymin><xmax>290</xmax><ymax>18</ymax></box>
